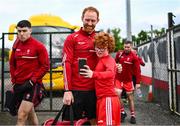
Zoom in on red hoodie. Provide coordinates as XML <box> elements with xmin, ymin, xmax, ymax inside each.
<box><xmin>9</xmin><ymin>37</ymin><xmax>49</xmax><ymax>84</ymax></box>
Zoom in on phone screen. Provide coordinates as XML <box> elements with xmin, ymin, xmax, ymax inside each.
<box><xmin>78</xmin><ymin>58</ymin><xmax>87</xmax><ymax>75</ymax></box>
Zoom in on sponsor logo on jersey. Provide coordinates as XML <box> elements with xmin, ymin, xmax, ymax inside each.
<box><xmin>78</xmin><ymin>41</ymin><xmax>85</xmax><ymax>45</ymax></box>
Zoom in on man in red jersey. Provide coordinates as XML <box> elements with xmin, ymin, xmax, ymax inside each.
<box><xmin>115</xmin><ymin>41</ymin><xmax>141</xmax><ymax>124</ymax></box>
<box><xmin>9</xmin><ymin>20</ymin><xmax>49</xmax><ymax>125</ymax></box>
<box><xmin>62</xmin><ymin>6</ymin><xmax>99</xmax><ymax>124</ymax></box>
<box><xmin>80</xmin><ymin>32</ymin><xmax>120</xmax><ymax>126</ymax></box>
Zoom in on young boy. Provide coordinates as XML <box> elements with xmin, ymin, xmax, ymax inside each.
<box><xmin>80</xmin><ymin>32</ymin><xmax>120</xmax><ymax>125</ymax></box>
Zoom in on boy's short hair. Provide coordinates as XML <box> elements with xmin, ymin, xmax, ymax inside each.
<box><xmin>17</xmin><ymin>20</ymin><xmax>31</xmax><ymax>28</ymax></box>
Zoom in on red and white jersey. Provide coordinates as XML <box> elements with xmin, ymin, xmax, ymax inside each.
<box><xmin>115</xmin><ymin>50</ymin><xmax>141</xmax><ymax>84</ymax></box>
<box><xmin>93</xmin><ymin>55</ymin><xmax>117</xmax><ymax>98</ymax></box>
<box><xmin>9</xmin><ymin>37</ymin><xmax>49</xmax><ymax>84</ymax></box>
<box><xmin>63</xmin><ymin>28</ymin><xmax>98</xmax><ymax>91</ymax></box>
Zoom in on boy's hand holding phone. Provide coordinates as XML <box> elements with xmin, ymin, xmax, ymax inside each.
<box><xmin>78</xmin><ymin>58</ymin><xmax>93</xmax><ymax>78</ymax></box>
<box><xmin>78</xmin><ymin>58</ymin><xmax>87</xmax><ymax>75</ymax></box>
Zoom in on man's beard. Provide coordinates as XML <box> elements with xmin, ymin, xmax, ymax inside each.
<box><xmin>83</xmin><ymin>24</ymin><xmax>95</xmax><ymax>33</ymax></box>
<box><xmin>124</xmin><ymin>50</ymin><xmax>130</xmax><ymax>54</ymax></box>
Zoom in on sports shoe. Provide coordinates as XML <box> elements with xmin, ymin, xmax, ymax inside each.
<box><xmin>130</xmin><ymin>116</ymin><xmax>136</xmax><ymax>124</ymax></box>
<box><xmin>121</xmin><ymin>112</ymin><xmax>127</xmax><ymax>122</ymax></box>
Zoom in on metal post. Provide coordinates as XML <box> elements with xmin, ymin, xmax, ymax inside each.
<box><xmin>168</xmin><ymin>12</ymin><xmax>175</xmax><ymax>28</ymax></box>
<box><xmin>150</xmin><ymin>25</ymin><xmax>154</xmax><ymax>101</ymax></box>
<box><xmin>126</xmin><ymin>0</ymin><xmax>132</xmax><ymax>41</ymax></box>
<box><xmin>1</xmin><ymin>33</ymin><xmax>5</xmax><ymax>111</ymax></box>
<box><xmin>49</xmin><ymin>33</ymin><xmax>53</xmax><ymax>111</ymax></box>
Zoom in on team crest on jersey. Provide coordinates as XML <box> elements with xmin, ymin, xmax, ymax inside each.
<box><xmin>78</xmin><ymin>41</ymin><xmax>85</xmax><ymax>45</ymax></box>
<box><xmin>27</xmin><ymin>49</ymin><xmax>30</xmax><ymax>54</ymax></box>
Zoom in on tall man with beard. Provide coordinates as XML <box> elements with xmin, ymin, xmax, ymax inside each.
<box><xmin>115</xmin><ymin>41</ymin><xmax>141</xmax><ymax>124</ymax></box>
<box><xmin>62</xmin><ymin>6</ymin><xmax>99</xmax><ymax>125</ymax></box>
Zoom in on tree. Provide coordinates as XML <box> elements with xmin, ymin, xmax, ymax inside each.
<box><xmin>132</xmin><ymin>27</ymin><xmax>166</xmax><ymax>46</ymax></box>
<box><xmin>109</xmin><ymin>28</ymin><xmax>123</xmax><ymax>52</ymax></box>
<box><xmin>153</xmin><ymin>28</ymin><xmax>166</xmax><ymax>37</ymax></box>
<box><xmin>138</xmin><ymin>30</ymin><xmax>151</xmax><ymax>42</ymax></box>
<box><xmin>133</xmin><ymin>30</ymin><xmax>151</xmax><ymax>45</ymax></box>
<box><xmin>132</xmin><ymin>35</ymin><xmax>140</xmax><ymax>46</ymax></box>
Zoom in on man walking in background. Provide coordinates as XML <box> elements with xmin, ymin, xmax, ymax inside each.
<box><xmin>115</xmin><ymin>40</ymin><xmax>141</xmax><ymax>124</ymax></box>
<box><xmin>9</xmin><ymin>20</ymin><xmax>49</xmax><ymax>125</ymax></box>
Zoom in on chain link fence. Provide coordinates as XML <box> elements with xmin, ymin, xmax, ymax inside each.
<box><xmin>138</xmin><ymin>24</ymin><xmax>180</xmax><ymax>115</ymax></box>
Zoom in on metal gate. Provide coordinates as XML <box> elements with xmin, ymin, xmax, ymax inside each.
<box><xmin>167</xmin><ymin>24</ymin><xmax>180</xmax><ymax>115</ymax></box>
<box><xmin>1</xmin><ymin>31</ymin><xmax>73</xmax><ymax>112</ymax></box>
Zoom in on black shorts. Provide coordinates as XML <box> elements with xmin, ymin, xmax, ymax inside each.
<box><xmin>62</xmin><ymin>90</ymin><xmax>96</xmax><ymax>120</ymax></box>
<box><xmin>13</xmin><ymin>84</ymin><xmax>42</xmax><ymax>107</ymax></box>
<box><xmin>132</xmin><ymin>75</ymin><xmax>136</xmax><ymax>87</ymax></box>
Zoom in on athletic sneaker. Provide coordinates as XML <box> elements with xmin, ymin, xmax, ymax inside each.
<box><xmin>121</xmin><ymin>112</ymin><xmax>127</xmax><ymax>122</ymax></box>
<box><xmin>130</xmin><ymin>116</ymin><xmax>136</xmax><ymax>124</ymax></box>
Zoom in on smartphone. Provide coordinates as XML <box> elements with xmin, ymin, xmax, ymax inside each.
<box><xmin>78</xmin><ymin>58</ymin><xmax>87</xmax><ymax>75</ymax></box>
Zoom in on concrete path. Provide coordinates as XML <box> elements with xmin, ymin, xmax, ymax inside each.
<box><xmin>0</xmin><ymin>97</ymin><xmax>180</xmax><ymax>125</ymax></box>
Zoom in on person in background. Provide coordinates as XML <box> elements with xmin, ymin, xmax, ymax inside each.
<box><xmin>80</xmin><ymin>32</ymin><xmax>120</xmax><ymax>126</ymax></box>
<box><xmin>115</xmin><ymin>40</ymin><xmax>141</xmax><ymax>124</ymax></box>
<box><xmin>115</xmin><ymin>50</ymin><xmax>128</xmax><ymax>102</ymax></box>
<box><xmin>9</xmin><ymin>20</ymin><xmax>49</xmax><ymax>125</ymax></box>
<box><xmin>119</xmin><ymin>47</ymin><xmax>145</xmax><ymax>101</ymax></box>
<box><xmin>62</xmin><ymin>6</ymin><xmax>99</xmax><ymax>125</ymax></box>
<box><xmin>132</xmin><ymin>47</ymin><xmax>145</xmax><ymax>87</ymax></box>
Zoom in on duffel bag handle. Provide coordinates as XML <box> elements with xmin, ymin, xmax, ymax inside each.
<box><xmin>52</xmin><ymin>105</ymin><xmax>74</xmax><ymax>126</ymax></box>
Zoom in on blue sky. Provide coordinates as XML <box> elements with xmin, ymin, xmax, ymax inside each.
<box><xmin>0</xmin><ymin>0</ymin><xmax>180</xmax><ymax>45</ymax></box>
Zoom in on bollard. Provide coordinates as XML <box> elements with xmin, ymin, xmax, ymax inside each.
<box><xmin>148</xmin><ymin>85</ymin><xmax>153</xmax><ymax>102</ymax></box>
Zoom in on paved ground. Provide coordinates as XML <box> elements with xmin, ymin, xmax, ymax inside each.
<box><xmin>0</xmin><ymin>96</ymin><xmax>180</xmax><ymax>126</ymax></box>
